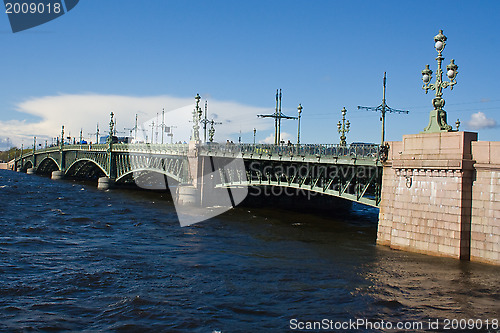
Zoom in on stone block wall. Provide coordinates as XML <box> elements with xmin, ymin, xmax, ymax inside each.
<box><xmin>378</xmin><ymin>132</ymin><xmax>477</xmax><ymax>260</ymax></box>
<box><xmin>470</xmin><ymin>141</ymin><xmax>500</xmax><ymax>265</ymax></box>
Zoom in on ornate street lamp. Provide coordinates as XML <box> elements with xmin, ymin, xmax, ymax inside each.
<box><xmin>192</xmin><ymin>93</ymin><xmax>201</xmax><ymax>141</ymax></box>
<box><xmin>337</xmin><ymin>107</ymin><xmax>350</xmax><ymax>146</ymax></box>
<box><xmin>421</xmin><ymin>29</ymin><xmax>459</xmax><ymax>133</ymax></box>
<box><xmin>200</xmin><ymin>100</ymin><xmax>211</xmax><ymax>143</ymax></box>
<box><xmin>297</xmin><ymin>104</ymin><xmax>303</xmax><ymax>145</ymax></box>
<box><xmin>253</xmin><ymin>128</ymin><xmax>256</xmax><ymax>145</ymax></box>
<box><xmin>107</xmin><ymin>112</ymin><xmax>115</xmax><ymax>143</ymax></box>
<box><xmin>60</xmin><ymin>125</ymin><xmax>65</xmax><ymax>147</ymax></box>
<box><xmin>208</xmin><ymin>119</ymin><xmax>221</xmax><ymax>143</ymax></box>
<box><xmin>195</xmin><ymin>94</ymin><xmax>202</xmax><ymax>120</ymax></box>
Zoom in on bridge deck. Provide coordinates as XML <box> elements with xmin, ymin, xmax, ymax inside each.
<box><xmin>14</xmin><ymin>142</ymin><xmax>383</xmax><ymax>207</ymax></box>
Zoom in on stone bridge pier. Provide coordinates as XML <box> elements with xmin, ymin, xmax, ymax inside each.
<box><xmin>179</xmin><ymin>141</ymin><xmax>241</xmax><ymax>208</ymax></box>
<box><xmin>378</xmin><ymin>131</ymin><xmax>500</xmax><ymax>265</ymax></box>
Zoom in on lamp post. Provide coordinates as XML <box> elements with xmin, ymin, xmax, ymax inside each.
<box><xmin>200</xmin><ymin>100</ymin><xmax>211</xmax><ymax>143</ymax></box>
<box><xmin>192</xmin><ymin>93</ymin><xmax>201</xmax><ymax>142</ymax></box>
<box><xmin>60</xmin><ymin>126</ymin><xmax>64</xmax><ymax>147</ymax></box>
<box><xmin>421</xmin><ymin>29</ymin><xmax>459</xmax><ymax>133</ymax></box>
<box><xmin>208</xmin><ymin>119</ymin><xmax>221</xmax><ymax>143</ymax></box>
<box><xmin>253</xmin><ymin>128</ymin><xmax>256</xmax><ymax>145</ymax></box>
<box><xmin>150</xmin><ymin>121</ymin><xmax>155</xmax><ymax>144</ymax></box>
<box><xmin>161</xmin><ymin>109</ymin><xmax>165</xmax><ymax>144</ymax></box>
<box><xmin>297</xmin><ymin>104</ymin><xmax>303</xmax><ymax>145</ymax></box>
<box><xmin>337</xmin><ymin>107</ymin><xmax>350</xmax><ymax>146</ymax></box>
<box><xmin>108</xmin><ymin>112</ymin><xmax>115</xmax><ymax>143</ymax></box>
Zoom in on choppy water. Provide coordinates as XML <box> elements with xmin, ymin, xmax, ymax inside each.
<box><xmin>0</xmin><ymin>169</ymin><xmax>498</xmax><ymax>332</ymax></box>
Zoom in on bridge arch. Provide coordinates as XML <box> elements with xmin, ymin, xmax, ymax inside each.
<box><xmin>65</xmin><ymin>158</ymin><xmax>108</xmax><ymax>179</ymax></box>
<box><xmin>36</xmin><ymin>156</ymin><xmax>61</xmax><ymax>175</ymax></box>
<box><xmin>20</xmin><ymin>160</ymin><xmax>33</xmax><ymax>172</ymax></box>
<box><xmin>221</xmin><ymin>181</ymin><xmax>378</xmax><ymax>208</ymax></box>
<box><xmin>116</xmin><ymin>168</ymin><xmax>182</xmax><ymax>188</ymax></box>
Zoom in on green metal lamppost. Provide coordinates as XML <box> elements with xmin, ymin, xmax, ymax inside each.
<box><xmin>337</xmin><ymin>107</ymin><xmax>350</xmax><ymax>146</ymax></box>
<box><xmin>421</xmin><ymin>29</ymin><xmax>459</xmax><ymax>133</ymax></box>
<box><xmin>200</xmin><ymin>100</ymin><xmax>211</xmax><ymax>143</ymax></box>
<box><xmin>192</xmin><ymin>93</ymin><xmax>201</xmax><ymax>142</ymax></box>
<box><xmin>60</xmin><ymin>126</ymin><xmax>64</xmax><ymax>147</ymax></box>
<box><xmin>108</xmin><ymin>112</ymin><xmax>115</xmax><ymax>142</ymax></box>
<box><xmin>107</xmin><ymin>112</ymin><xmax>115</xmax><ymax>178</ymax></box>
<box><xmin>297</xmin><ymin>104</ymin><xmax>303</xmax><ymax>145</ymax></box>
<box><xmin>32</xmin><ymin>136</ymin><xmax>36</xmax><ymax>167</ymax></box>
<box><xmin>208</xmin><ymin>121</ymin><xmax>215</xmax><ymax>143</ymax></box>
<box><xmin>208</xmin><ymin>119</ymin><xmax>222</xmax><ymax>143</ymax></box>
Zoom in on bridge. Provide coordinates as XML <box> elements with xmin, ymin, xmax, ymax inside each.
<box><xmin>7</xmin><ymin>29</ymin><xmax>500</xmax><ymax>265</ymax></box>
<box><xmin>9</xmin><ymin>113</ymin><xmax>499</xmax><ymax>267</ymax></box>
<box><xmin>13</xmin><ymin>140</ymin><xmax>384</xmax><ymax>208</ymax></box>
<box><xmin>10</xmin><ymin>113</ymin><xmax>500</xmax><ymax>266</ymax></box>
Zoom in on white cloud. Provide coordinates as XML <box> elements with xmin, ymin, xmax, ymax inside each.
<box><xmin>467</xmin><ymin>112</ymin><xmax>497</xmax><ymax>130</ymax></box>
<box><xmin>259</xmin><ymin>132</ymin><xmax>293</xmax><ymax>144</ymax></box>
<box><xmin>0</xmin><ymin>94</ymin><xmax>274</xmax><ymax>146</ymax></box>
<box><xmin>0</xmin><ymin>137</ymin><xmax>13</xmax><ymax>150</ymax></box>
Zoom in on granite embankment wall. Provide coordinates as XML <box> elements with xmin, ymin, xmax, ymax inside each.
<box><xmin>377</xmin><ymin>132</ymin><xmax>499</xmax><ymax>265</ymax></box>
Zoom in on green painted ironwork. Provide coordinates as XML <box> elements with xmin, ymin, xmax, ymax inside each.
<box><xmin>337</xmin><ymin>107</ymin><xmax>350</xmax><ymax>146</ymax></box>
<box><xmin>421</xmin><ymin>29</ymin><xmax>459</xmax><ymax>133</ymax></box>
<box><xmin>358</xmin><ymin>72</ymin><xmax>409</xmax><ymax>145</ymax></box>
<box><xmin>14</xmin><ymin>142</ymin><xmax>383</xmax><ymax>207</ymax></box>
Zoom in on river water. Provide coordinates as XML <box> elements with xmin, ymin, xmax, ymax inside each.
<box><xmin>0</xmin><ymin>169</ymin><xmax>498</xmax><ymax>332</ymax></box>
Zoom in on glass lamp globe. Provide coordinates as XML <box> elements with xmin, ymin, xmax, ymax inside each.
<box><xmin>435</xmin><ymin>41</ymin><xmax>444</xmax><ymax>51</ymax></box>
<box><xmin>447</xmin><ymin>69</ymin><xmax>455</xmax><ymax>79</ymax></box>
<box><xmin>422</xmin><ymin>74</ymin><xmax>430</xmax><ymax>83</ymax></box>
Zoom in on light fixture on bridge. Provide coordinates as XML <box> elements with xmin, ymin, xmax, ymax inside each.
<box><xmin>421</xmin><ymin>29</ymin><xmax>459</xmax><ymax>133</ymax></box>
<box><xmin>191</xmin><ymin>93</ymin><xmax>201</xmax><ymax>142</ymax></box>
<box><xmin>297</xmin><ymin>104</ymin><xmax>303</xmax><ymax>145</ymax></box>
<box><xmin>337</xmin><ymin>107</ymin><xmax>350</xmax><ymax>147</ymax></box>
<box><xmin>108</xmin><ymin>112</ymin><xmax>115</xmax><ymax>143</ymax></box>
<box><xmin>208</xmin><ymin>119</ymin><xmax>222</xmax><ymax>143</ymax></box>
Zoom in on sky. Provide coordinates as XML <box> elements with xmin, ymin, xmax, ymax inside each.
<box><xmin>0</xmin><ymin>0</ymin><xmax>499</xmax><ymax>150</ymax></box>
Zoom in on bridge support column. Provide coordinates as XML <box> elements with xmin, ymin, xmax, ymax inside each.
<box><xmin>97</xmin><ymin>177</ymin><xmax>115</xmax><ymax>190</ymax></box>
<box><xmin>26</xmin><ymin>168</ymin><xmax>36</xmax><ymax>175</ymax></box>
<box><xmin>51</xmin><ymin>171</ymin><xmax>64</xmax><ymax>180</ymax></box>
<box><xmin>378</xmin><ymin>132</ymin><xmax>477</xmax><ymax>260</ymax></box>
<box><xmin>176</xmin><ymin>185</ymin><xmax>200</xmax><ymax>205</ymax></box>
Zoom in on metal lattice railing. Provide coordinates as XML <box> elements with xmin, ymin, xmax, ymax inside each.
<box><xmin>199</xmin><ymin>143</ymin><xmax>381</xmax><ymax>160</ymax></box>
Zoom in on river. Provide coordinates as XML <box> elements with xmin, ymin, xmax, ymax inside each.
<box><xmin>0</xmin><ymin>169</ymin><xmax>498</xmax><ymax>332</ymax></box>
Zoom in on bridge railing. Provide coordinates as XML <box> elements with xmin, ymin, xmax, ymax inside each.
<box><xmin>114</xmin><ymin>143</ymin><xmax>189</xmax><ymax>155</ymax></box>
<box><xmin>20</xmin><ymin>143</ymin><xmax>190</xmax><ymax>156</ymax></box>
<box><xmin>200</xmin><ymin>143</ymin><xmax>381</xmax><ymax>160</ymax></box>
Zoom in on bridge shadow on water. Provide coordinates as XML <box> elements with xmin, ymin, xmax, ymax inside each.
<box><xmin>98</xmin><ymin>181</ymin><xmax>381</xmax><ymax>246</ymax></box>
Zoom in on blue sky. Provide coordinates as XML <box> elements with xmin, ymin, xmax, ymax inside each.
<box><xmin>1</xmin><ymin>0</ymin><xmax>499</xmax><ymax>149</ymax></box>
